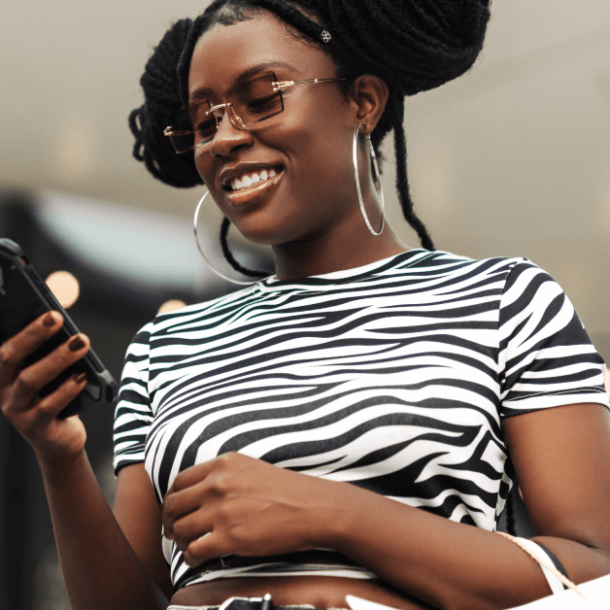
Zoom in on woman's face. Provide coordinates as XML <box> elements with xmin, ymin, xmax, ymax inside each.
<box><xmin>189</xmin><ymin>10</ymin><xmax>361</xmax><ymax>246</ymax></box>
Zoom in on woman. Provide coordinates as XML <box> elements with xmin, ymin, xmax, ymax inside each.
<box><xmin>2</xmin><ymin>1</ymin><xmax>610</xmax><ymax>609</ymax></box>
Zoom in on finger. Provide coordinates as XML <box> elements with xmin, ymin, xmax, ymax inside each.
<box><xmin>167</xmin><ymin>462</ymin><xmax>216</xmax><ymax>496</ymax></box>
<box><xmin>183</xmin><ymin>531</ymin><xmax>225</xmax><ymax>568</ymax></box>
<box><xmin>163</xmin><ymin>484</ymin><xmax>212</xmax><ymax>540</ymax></box>
<box><xmin>170</xmin><ymin>509</ymin><xmax>215</xmax><ymax>553</ymax></box>
<box><xmin>35</xmin><ymin>371</ymin><xmax>89</xmax><ymax>422</ymax></box>
<box><xmin>11</xmin><ymin>334</ymin><xmax>90</xmax><ymax>408</ymax></box>
<box><xmin>0</xmin><ymin>311</ymin><xmax>64</xmax><ymax>385</ymax></box>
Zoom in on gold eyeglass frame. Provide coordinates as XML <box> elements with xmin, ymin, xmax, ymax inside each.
<box><xmin>163</xmin><ymin>72</ymin><xmax>348</xmax><ymax>154</ymax></box>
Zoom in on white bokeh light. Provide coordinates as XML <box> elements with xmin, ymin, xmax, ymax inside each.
<box><xmin>45</xmin><ymin>271</ymin><xmax>80</xmax><ymax>309</ymax></box>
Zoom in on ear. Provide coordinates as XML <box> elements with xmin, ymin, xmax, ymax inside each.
<box><xmin>349</xmin><ymin>74</ymin><xmax>390</xmax><ymax>135</ymax></box>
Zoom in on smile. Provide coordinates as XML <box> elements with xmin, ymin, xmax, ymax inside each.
<box><xmin>225</xmin><ymin>168</ymin><xmax>284</xmax><ymax>205</ymax></box>
<box><xmin>230</xmin><ymin>168</ymin><xmax>278</xmax><ymax>192</ymax></box>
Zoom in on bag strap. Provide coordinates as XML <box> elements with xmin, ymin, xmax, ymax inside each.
<box><xmin>497</xmin><ymin>532</ymin><xmax>586</xmax><ymax>599</ymax></box>
<box><xmin>533</xmin><ymin>541</ymin><xmax>569</xmax><ymax>584</ymax></box>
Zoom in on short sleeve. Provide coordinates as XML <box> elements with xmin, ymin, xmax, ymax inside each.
<box><xmin>498</xmin><ymin>260</ymin><xmax>609</xmax><ymax>417</ymax></box>
<box><xmin>112</xmin><ymin>322</ymin><xmax>154</xmax><ymax>475</ymax></box>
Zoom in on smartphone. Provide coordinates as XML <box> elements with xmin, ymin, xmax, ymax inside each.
<box><xmin>0</xmin><ymin>238</ymin><xmax>118</xmax><ymax>419</ymax></box>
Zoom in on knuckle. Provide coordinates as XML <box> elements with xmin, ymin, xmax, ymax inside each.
<box><xmin>0</xmin><ymin>344</ymin><xmax>17</xmax><ymax>369</ymax></box>
<box><xmin>215</xmin><ymin>452</ymin><xmax>237</xmax><ymax>470</ymax></box>
<box><xmin>216</xmin><ymin>501</ymin><xmax>233</xmax><ymax>522</ymax></box>
<box><xmin>209</xmin><ymin>475</ymin><xmax>231</xmax><ymax>496</ymax></box>
<box><xmin>172</xmin><ymin>521</ymin><xmax>185</xmax><ymax>539</ymax></box>
<box><xmin>16</xmin><ymin>370</ymin><xmax>36</xmax><ymax>393</ymax></box>
<box><xmin>163</xmin><ymin>497</ymin><xmax>176</xmax><ymax>517</ymax></box>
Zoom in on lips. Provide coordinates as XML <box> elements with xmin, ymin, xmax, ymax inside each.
<box><xmin>229</xmin><ymin>168</ymin><xmax>278</xmax><ymax>192</ymax></box>
<box><xmin>225</xmin><ymin>167</ymin><xmax>284</xmax><ymax>206</ymax></box>
<box><xmin>220</xmin><ymin>164</ymin><xmax>283</xmax><ymax>191</ymax></box>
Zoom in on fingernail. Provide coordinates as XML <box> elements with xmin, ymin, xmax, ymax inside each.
<box><xmin>74</xmin><ymin>372</ymin><xmax>88</xmax><ymax>383</ymax></box>
<box><xmin>43</xmin><ymin>312</ymin><xmax>58</xmax><ymax>327</ymax></box>
<box><xmin>68</xmin><ymin>335</ymin><xmax>85</xmax><ymax>352</ymax></box>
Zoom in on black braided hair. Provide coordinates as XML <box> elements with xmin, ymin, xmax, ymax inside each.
<box><xmin>506</xmin><ymin>490</ymin><xmax>517</xmax><ymax>537</ymax></box>
<box><xmin>130</xmin><ymin>0</ymin><xmax>491</xmax><ymax>276</ymax></box>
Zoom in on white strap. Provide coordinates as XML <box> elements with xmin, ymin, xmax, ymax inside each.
<box><xmin>517</xmin><ymin>539</ymin><xmax>565</xmax><ymax>595</ymax></box>
<box><xmin>497</xmin><ymin>532</ymin><xmax>585</xmax><ymax>598</ymax></box>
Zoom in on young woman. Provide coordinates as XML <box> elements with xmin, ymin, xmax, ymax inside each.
<box><xmin>2</xmin><ymin>2</ymin><xmax>610</xmax><ymax>610</ymax></box>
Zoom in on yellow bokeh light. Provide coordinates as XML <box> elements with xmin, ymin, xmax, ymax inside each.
<box><xmin>158</xmin><ymin>300</ymin><xmax>187</xmax><ymax>314</ymax></box>
<box><xmin>45</xmin><ymin>271</ymin><xmax>80</xmax><ymax>309</ymax></box>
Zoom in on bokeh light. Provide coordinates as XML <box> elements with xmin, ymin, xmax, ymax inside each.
<box><xmin>45</xmin><ymin>271</ymin><xmax>80</xmax><ymax>308</ymax></box>
<box><xmin>158</xmin><ymin>299</ymin><xmax>187</xmax><ymax>314</ymax></box>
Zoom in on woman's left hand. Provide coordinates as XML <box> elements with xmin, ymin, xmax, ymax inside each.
<box><xmin>161</xmin><ymin>452</ymin><xmax>349</xmax><ymax>567</ymax></box>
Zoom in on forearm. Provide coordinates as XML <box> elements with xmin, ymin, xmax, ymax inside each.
<box><xmin>38</xmin><ymin>450</ymin><xmax>159</xmax><ymax>610</ymax></box>
<box><xmin>325</xmin><ymin>485</ymin><xmax>610</xmax><ymax>610</ymax></box>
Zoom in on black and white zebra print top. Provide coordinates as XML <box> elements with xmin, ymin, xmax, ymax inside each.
<box><xmin>113</xmin><ymin>249</ymin><xmax>609</xmax><ymax>592</ymax></box>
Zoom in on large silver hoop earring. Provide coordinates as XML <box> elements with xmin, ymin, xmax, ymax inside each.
<box><xmin>353</xmin><ymin>123</ymin><xmax>385</xmax><ymax>236</ymax></box>
<box><xmin>194</xmin><ymin>191</ymin><xmax>266</xmax><ymax>286</ymax></box>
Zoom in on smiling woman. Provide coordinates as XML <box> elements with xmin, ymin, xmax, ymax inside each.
<box><xmin>2</xmin><ymin>2</ymin><xmax>610</xmax><ymax>610</ymax></box>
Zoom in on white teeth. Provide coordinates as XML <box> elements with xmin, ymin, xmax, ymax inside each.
<box><xmin>230</xmin><ymin>169</ymin><xmax>281</xmax><ymax>191</ymax></box>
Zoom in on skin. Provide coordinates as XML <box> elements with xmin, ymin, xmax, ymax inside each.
<box><xmin>188</xmin><ymin>11</ymin><xmax>406</xmax><ymax>279</ymax></box>
<box><xmin>2</xmin><ymin>8</ymin><xmax>610</xmax><ymax>610</ymax></box>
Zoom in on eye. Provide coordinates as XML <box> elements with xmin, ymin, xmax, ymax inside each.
<box><xmin>247</xmin><ymin>93</ymin><xmax>282</xmax><ymax>114</ymax></box>
<box><xmin>195</xmin><ymin>118</ymin><xmax>217</xmax><ymax>140</ymax></box>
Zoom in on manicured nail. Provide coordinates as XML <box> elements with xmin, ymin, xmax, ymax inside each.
<box><xmin>43</xmin><ymin>312</ymin><xmax>58</xmax><ymax>327</ymax></box>
<box><xmin>74</xmin><ymin>372</ymin><xmax>88</xmax><ymax>383</ymax></box>
<box><xmin>68</xmin><ymin>336</ymin><xmax>85</xmax><ymax>352</ymax></box>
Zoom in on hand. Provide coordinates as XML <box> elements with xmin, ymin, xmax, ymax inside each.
<box><xmin>162</xmin><ymin>452</ymin><xmax>347</xmax><ymax>567</ymax></box>
<box><xmin>0</xmin><ymin>311</ymin><xmax>90</xmax><ymax>462</ymax></box>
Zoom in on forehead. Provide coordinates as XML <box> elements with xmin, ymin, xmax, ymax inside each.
<box><xmin>189</xmin><ymin>10</ymin><xmax>334</xmax><ymax>98</ymax></box>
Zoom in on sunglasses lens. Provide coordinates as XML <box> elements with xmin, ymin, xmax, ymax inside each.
<box><xmin>165</xmin><ymin>72</ymin><xmax>283</xmax><ymax>154</ymax></box>
<box><xmin>230</xmin><ymin>72</ymin><xmax>284</xmax><ymax>127</ymax></box>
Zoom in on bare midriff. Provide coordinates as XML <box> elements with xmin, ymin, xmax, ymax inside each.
<box><xmin>169</xmin><ymin>575</ymin><xmax>433</xmax><ymax>610</ymax></box>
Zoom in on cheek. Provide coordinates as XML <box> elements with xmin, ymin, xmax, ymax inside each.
<box><xmin>279</xmin><ymin>108</ymin><xmax>353</xmax><ymax>191</ymax></box>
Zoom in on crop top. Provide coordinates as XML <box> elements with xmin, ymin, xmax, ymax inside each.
<box><xmin>113</xmin><ymin>249</ymin><xmax>609</xmax><ymax>593</ymax></box>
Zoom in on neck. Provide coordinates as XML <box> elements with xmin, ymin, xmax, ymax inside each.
<box><xmin>271</xmin><ymin>215</ymin><xmax>409</xmax><ymax>280</ymax></box>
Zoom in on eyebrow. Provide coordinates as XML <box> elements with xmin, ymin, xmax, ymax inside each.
<box><xmin>189</xmin><ymin>61</ymin><xmax>302</xmax><ymax>102</ymax></box>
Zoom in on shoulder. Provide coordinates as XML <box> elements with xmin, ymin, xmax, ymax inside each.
<box><xmin>398</xmin><ymin>248</ymin><xmax>534</xmax><ymax>287</ymax></box>
<box><xmin>138</xmin><ymin>284</ymin><xmax>262</xmax><ymax>340</ymax></box>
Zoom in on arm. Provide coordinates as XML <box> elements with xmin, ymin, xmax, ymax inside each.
<box><xmin>39</xmin><ymin>453</ymin><xmax>166</xmax><ymax>610</ymax></box>
<box><xmin>0</xmin><ymin>312</ymin><xmax>167</xmax><ymax>610</ymax></box>
<box><xmin>327</xmin><ymin>402</ymin><xmax>610</xmax><ymax>610</ymax></box>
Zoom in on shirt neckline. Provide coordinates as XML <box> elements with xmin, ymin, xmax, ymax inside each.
<box><xmin>259</xmin><ymin>249</ymin><xmax>427</xmax><ymax>290</ymax></box>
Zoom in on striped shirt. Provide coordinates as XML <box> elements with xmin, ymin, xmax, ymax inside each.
<box><xmin>113</xmin><ymin>249</ymin><xmax>609</xmax><ymax>592</ymax></box>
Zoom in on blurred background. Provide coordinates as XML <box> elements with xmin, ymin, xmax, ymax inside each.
<box><xmin>1</xmin><ymin>0</ymin><xmax>609</xmax><ymax>608</ymax></box>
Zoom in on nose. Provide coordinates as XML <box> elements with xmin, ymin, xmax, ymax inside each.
<box><xmin>208</xmin><ymin>107</ymin><xmax>253</xmax><ymax>158</ymax></box>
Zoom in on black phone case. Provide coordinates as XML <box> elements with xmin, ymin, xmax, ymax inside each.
<box><xmin>0</xmin><ymin>238</ymin><xmax>118</xmax><ymax>419</ymax></box>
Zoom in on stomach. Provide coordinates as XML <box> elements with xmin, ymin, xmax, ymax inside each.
<box><xmin>168</xmin><ymin>574</ymin><xmax>436</xmax><ymax>610</ymax></box>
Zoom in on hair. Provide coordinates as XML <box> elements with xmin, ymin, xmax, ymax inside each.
<box><xmin>129</xmin><ymin>0</ymin><xmax>492</xmax><ymax>278</ymax></box>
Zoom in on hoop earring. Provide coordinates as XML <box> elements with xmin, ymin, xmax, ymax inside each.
<box><xmin>194</xmin><ymin>191</ymin><xmax>264</xmax><ymax>286</ymax></box>
<box><xmin>353</xmin><ymin>123</ymin><xmax>385</xmax><ymax>236</ymax></box>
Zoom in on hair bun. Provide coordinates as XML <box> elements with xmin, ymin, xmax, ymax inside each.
<box><xmin>322</xmin><ymin>0</ymin><xmax>491</xmax><ymax>95</ymax></box>
<box><xmin>129</xmin><ymin>18</ymin><xmax>203</xmax><ymax>188</ymax></box>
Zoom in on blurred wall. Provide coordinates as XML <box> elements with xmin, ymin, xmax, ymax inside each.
<box><xmin>1</xmin><ymin>0</ymin><xmax>608</xmax><ymax>354</ymax></box>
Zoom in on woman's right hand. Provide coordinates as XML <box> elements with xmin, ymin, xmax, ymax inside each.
<box><xmin>0</xmin><ymin>310</ymin><xmax>91</xmax><ymax>463</ymax></box>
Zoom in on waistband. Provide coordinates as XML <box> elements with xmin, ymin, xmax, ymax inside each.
<box><xmin>195</xmin><ymin>550</ymin><xmax>361</xmax><ymax>574</ymax></box>
<box><xmin>167</xmin><ymin>594</ymin><xmax>349</xmax><ymax>610</ymax></box>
